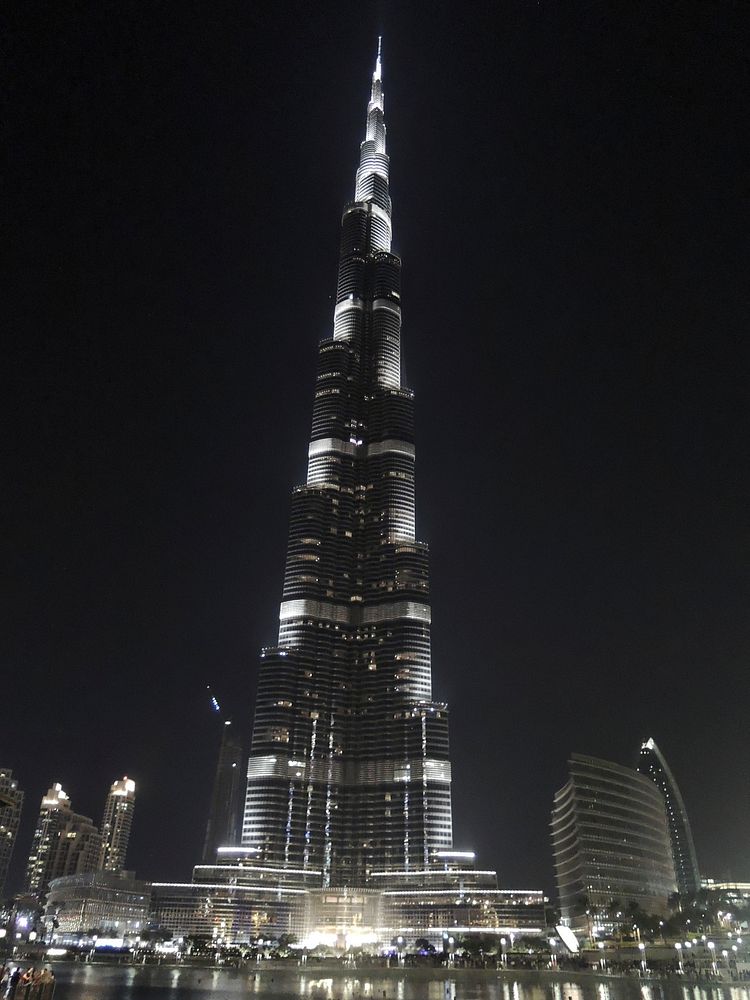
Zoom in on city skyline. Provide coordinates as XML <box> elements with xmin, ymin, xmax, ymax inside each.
<box><xmin>5</xmin><ymin>3</ymin><xmax>748</xmax><ymax>895</ymax></box>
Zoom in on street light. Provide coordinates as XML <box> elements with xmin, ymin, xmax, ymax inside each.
<box><xmin>675</xmin><ymin>942</ymin><xmax>683</xmax><ymax>974</ymax></box>
<box><xmin>638</xmin><ymin>941</ymin><xmax>646</xmax><ymax>974</ymax></box>
<box><xmin>708</xmin><ymin>941</ymin><xmax>716</xmax><ymax>975</ymax></box>
<box><xmin>597</xmin><ymin>941</ymin><xmax>606</xmax><ymax>971</ymax></box>
<box><xmin>548</xmin><ymin>938</ymin><xmax>558</xmax><ymax>969</ymax></box>
<box><xmin>500</xmin><ymin>936</ymin><xmax>507</xmax><ymax>967</ymax></box>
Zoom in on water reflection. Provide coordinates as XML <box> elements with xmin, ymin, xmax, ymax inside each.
<box><xmin>47</xmin><ymin>965</ymin><xmax>750</xmax><ymax>1000</ymax></box>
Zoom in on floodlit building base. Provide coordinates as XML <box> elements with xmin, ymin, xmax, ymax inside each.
<box><xmin>149</xmin><ymin>855</ymin><xmax>547</xmax><ymax>950</ymax></box>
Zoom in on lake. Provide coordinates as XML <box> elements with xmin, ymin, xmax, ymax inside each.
<box><xmin>44</xmin><ymin>964</ymin><xmax>750</xmax><ymax>1000</ymax></box>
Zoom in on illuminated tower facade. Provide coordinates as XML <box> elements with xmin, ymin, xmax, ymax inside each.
<box><xmin>242</xmin><ymin>41</ymin><xmax>453</xmax><ymax>887</ymax></box>
<box><xmin>26</xmin><ymin>784</ymin><xmax>101</xmax><ymax>897</ymax></box>
<box><xmin>99</xmin><ymin>776</ymin><xmax>136</xmax><ymax>873</ymax></box>
<box><xmin>638</xmin><ymin>738</ymin><xmax>700</xmax><ymax>896</ymax></box>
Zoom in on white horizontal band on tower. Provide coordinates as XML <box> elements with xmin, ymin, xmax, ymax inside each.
<box><xmin>308</xmin><ymin>438</ymin><xmax>358</xmax><ymax>458</ymax></box>
<box><xmin>279</xmin><ymin>599</ymin><xmax>352</xmax><ymax>624</ymax></box>
<box><xmin>246</xmin><ymin>754</ymin><xmax>449</xmax><ymax>786</ymax></box>
<box><xmin>362</xmin><ymin>600</ymin><xmax>431</xmax><ymax>624</ymax></box>
<box><xmin>372</xmin><ymin>298</ymin><xmax>401</xmax><ymax>316</ymax></box>
<box><xmin>341</xmin><ymin>202</ymin><xmax>392</xmax><ymax>227</ymax></box>
<box><xmin>366</xmin><ymin>439</ymin><xmax>415</xmax><ymax>458</ymax></box>
<box><xmin>334</xmin><ymin>297</ymin><xmax>365</xmax><ymax>317</ymax></box>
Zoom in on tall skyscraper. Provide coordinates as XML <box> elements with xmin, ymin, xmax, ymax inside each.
<box><xmin>99</xmin><ymin>776</ymin><xmax>136</xmax><ymax>873</ymax></box>
<box><xmin>25</xmin><ymin>784</ymin><xmax>101</xmax><ymax>897</ymax></box>
<box><xmin>0</xmin><ymin>767</ymin><xmax>24</xmax><ymax>895</ymax></box>
<box><xmin>638</xmin><ymin>737</ymin><xmax>700</xmax><ymax>897</ymax></box>
<box><xmin>203</xmin><ymin>720</ymin><xmax>243</xmax><ymax>862</ymax></box>
<box><xmin>242</xmin><ymin>39</ymin><xmax>454</xmax><ymax>888</ymax></box>
<box><xmin>551</xmin><ymin>754</ymin><xmax>677</xmax><ymax>932</ymax></box>
<box><xmin>151</xmin><ymin>44</ymin><xmax>546</xmax><ymax>948</ymax></box>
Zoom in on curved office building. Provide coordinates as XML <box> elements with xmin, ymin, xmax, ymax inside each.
<box><xmin>638</xmin><ymin>737</ymin><xmax>700</xmax><ymax>896</ymax></box>
<box><xmin>551</xmin><ymin>753</ymin><xmax>677</xmax><ymax>929</ymax></box>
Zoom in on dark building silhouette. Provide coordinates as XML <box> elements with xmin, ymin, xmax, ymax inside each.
<box><xmin>638</xmin><ymin>737</ymin><xmax>701</xmax><ymax>896</ymax></box>
<box><xmin>0</xmin><ymin>767</ymin><xmax>24</xmax><ymax>895</ymax></box>
<box><xmin>203</xmin><ymin>720</ymin><xmax>244</xmax><ymax>862</ymax></box>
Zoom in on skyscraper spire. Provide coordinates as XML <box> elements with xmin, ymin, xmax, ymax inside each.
<box><xmin>373</xmin><ymin>35</ymin><xmax>382</xmax><ymax>83</ymax></box>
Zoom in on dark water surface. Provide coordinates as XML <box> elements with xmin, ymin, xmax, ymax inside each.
<box><xmin>47</xmin><ymin>965</ymin><xmax>750</xmax><ymax>1000</ymax></box>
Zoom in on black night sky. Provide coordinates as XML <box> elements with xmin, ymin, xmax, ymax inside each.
<box><xmin>6</xmin><ymin>2</ymin><xmax>749</xmax><ymax>895</ymax></box>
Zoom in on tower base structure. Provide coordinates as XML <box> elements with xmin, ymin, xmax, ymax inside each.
<box><xmin>150</xmin><ymin>849</ymin><xmax>547</xmax><ymax>950</ymax></box>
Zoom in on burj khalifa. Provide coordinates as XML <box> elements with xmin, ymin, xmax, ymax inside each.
<box><xmin>242</xmin><ymin>39</ymin><xmax>454</xmax><ymax>889</ymax></box>
<box><xmin>150</xmin><ymin>43</ymin><xmax>546</xmax><ymax>945</ymax></box>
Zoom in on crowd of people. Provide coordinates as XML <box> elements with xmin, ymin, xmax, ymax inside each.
<box><xmin>0</xmin><ymin>965</ymin><xmax>55</xmax><ymax>999</ymax></box>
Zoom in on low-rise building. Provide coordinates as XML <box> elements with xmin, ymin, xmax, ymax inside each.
<box><xmin>45</xmin><ymin>871</ymin><xmax>151</xmax><ymax>944</ymax></box>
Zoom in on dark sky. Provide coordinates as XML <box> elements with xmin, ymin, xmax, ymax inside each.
<box><xmin>5</xmin><ymin>1</ymin><xmax>749</xmax><ymax>896</ymax></box>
